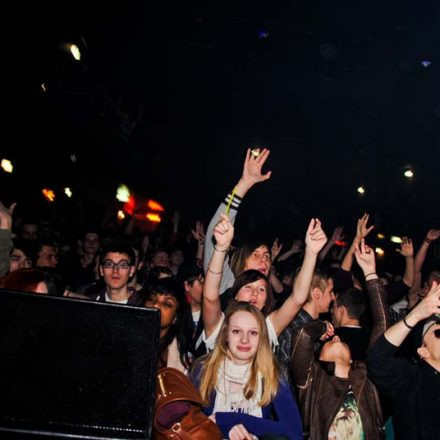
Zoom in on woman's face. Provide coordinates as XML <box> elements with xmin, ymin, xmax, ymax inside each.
<box><xmin>235</xmin><ymin>278</ymin><xmax>268</xmax><ymax>311</ymax></box>
<box><xmin>244</xmin><ymin>245</ymin><xmax>271</xmax><ymax>276</ymax></box>
<box><xmin>227</xmin><ymin>311</ymin><xmax>260</xmax><ymax>365</ymax></box>
<box><xmin>145</xmin><ymin>293</ymin><xmax>178</xmax><ymax>331</ymax></box>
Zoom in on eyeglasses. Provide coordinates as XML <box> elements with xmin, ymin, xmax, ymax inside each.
<box><xmin>102</xmin><ymin>259</ymin><xmax>131</xmax><ymax>270</ymax></box>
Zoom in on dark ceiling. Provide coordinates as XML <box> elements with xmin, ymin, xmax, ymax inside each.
<box><xmin>1</xmin><ymin>0</ymin><xmax>439</xmax><ymax>242</ymax></box>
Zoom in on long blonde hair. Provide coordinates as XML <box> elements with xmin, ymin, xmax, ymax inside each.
<box><xmin>198</xmin><ymin>301</ymin><xmax>279</xmax><ymax>407</ymax></box>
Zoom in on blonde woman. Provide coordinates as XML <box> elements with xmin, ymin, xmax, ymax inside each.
<box><xmin>191</xmin><ymin>301</ymin><xmax>302</xmax><ymax>440</ymax></box>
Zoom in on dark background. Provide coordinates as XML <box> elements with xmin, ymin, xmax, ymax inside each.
<box><xmin>1</xmin><ymin>1</ymin><xmax>439</xmax><ymax>247</ymax></box>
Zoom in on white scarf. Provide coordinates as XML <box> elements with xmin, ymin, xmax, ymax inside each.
<box><xmin>213</xmin><ymin>357</ymin><xmax>263</xmax><ymax>418</ymax></box>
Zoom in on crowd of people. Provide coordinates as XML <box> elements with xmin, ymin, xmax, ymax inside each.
<box><xmin>0</xmin><ymin>148</ymin><xmax>439</xmax><ymax>440</ymax></box>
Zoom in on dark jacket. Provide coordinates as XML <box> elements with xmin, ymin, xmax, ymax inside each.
<box><xmin>367</xmin><ymin>335</ymin><xmax>440</xmax><ymax>440</ymax></box>
<box><xmin>290</xmin><ymin>279</ymin><xmax>388</xmax><ymax>440</ymax></box>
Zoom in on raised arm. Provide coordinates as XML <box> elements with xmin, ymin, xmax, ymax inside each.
<box><xmin>395</xmin><ymin>237</ymin><xmax>414</xmax><ymax>288</ymax></box>
<box><xmin>354</xmin><ymin>239</ymin><xmax>389</xmax><ymax>345</ymax></box>
<box><xmin>203</xmin><ymin>148</ymin><xmax>272</xmax><ymax>292</ymax></box>
<box><xmin>318</xmin><ymin>226</ymin><xmax>343</xmax><ymax>264</ymax></box>
<box><xmin>202</xmin><ymin>214</ymin><xmax>234</xmax><ymax>338</ymax></box>
<box><xmin>0</xmin><ymin>201</ymin><xmax>16</xmax><ymax>277</ymax></box>
<box><xmin>341</xmin><ymin>213</ymin><xmax>374</xmax><ymax>272</ymax></box>
<box><xmin>269</xmin><ymin>219</ymin><xmax>327</xmax><ymax>336</ymax></box>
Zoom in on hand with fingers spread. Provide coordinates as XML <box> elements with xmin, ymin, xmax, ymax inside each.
<box><xmin>396</xmin><ymin>237</ymin><xmax>414</xmax><ymax>258</ymax></box>
<box><xmin>354</xmin><ymin>239</ymin><xmax>376</xmax><ymax>277</ymax></box>
<box><xmin>291</xmin><ymin>239</ymin><xmax>304</xmax><ymax>254</ymax></box>
<box><xmin>0</xmin><ymin>201</ymin><xmax>17</xmax><ymax>230</ymax></box>
<box><xmin>356</xmin><ymin>213</ymin><xmax>375</xmax><ymax>241</ymax></box>
<box><xmin>241</xmin><ymin>147</ymin><xmax>272</xmax><ymax>185</ymax></box>
<box><xmin>228</xmin><ymin>424</ymin><xmax>253</xmax><ymax>440</ymax></box>
<box><xmin>305</xmin><ymin>218</ymin><xmax>328</xmax><ymax>255</ymax></box>
<box><xmin>213</xmin><ymin>214</ymin><xmax>234</xmax><ymax>251</ymax></box>
<box><xmin>425</xmin><ymin>229</ymin><xmax>440</xmax><ymax>242</ymax></box>
<box><xmin>271</xmin><ymin>238</ymin><xmax>283</xmax><ymax>262</ymax></box>
<box><xmin>191</xmin><ymin>221</ymin><xmax>206</xmax><ymax>246</ymax></box>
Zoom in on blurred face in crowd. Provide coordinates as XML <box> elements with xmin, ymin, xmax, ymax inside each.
<box><xmin>235</xmin><ymin>278</ymin><xmax>268</xmax><ymax>311</ymax></box>
<box><xmin>100</xmin><ymin>252</ymin><xmax>135</xmax><ymax>290</ymax></box>
<box><xmin>9</xmin><ymin>249</ymin><xmax>33</xmax><ymax>272</ymax></box>
<box><xmin>151</xmin><ymin>251</ymin><xmax>170</xmax><ymax>268</ymax></box>
<box><xmin>227</xmin><ymin>311</ymin><xmax>260</xmax><ymax>365</ymax></box>
<box><xmin>22</xmin><ymin>223</ymin><xmax>38</xmax><ymax>241</ymax></box>
<box><xmin>36</xmin><ymin>245</ymin><xmax>58</xmax><ymax>268</ymax></box>
<box><xmin>319</xmin><ymin>335</ymin><xmax>351</xmax><ymax>365</ymax></box>
<box><xmin>83</xmin><ymin>233</ymin><xmax>100</xmax><ymax>255</ymax></box>
<box><xmin>185</xmin><ymin>275</ymin><xmax>204</xmax><ymax>305</ymax></box>
<box><xmin>170</xmin><ymin>250</ymin><xmax>184</xmax><ymax>268</ymax></box>
<box><xmin>244</xmin><ymin>245</ymin><xmax>271</xmax><ymax>276</ymax></box>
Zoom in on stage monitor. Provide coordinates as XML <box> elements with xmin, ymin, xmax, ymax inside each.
<box><xmin>0</xmin><ymin>289</ymin><xmax>160</xmax><ymax>439</ymax></box>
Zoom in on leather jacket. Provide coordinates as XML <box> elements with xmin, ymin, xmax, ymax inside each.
<box><xmin>290</xmin><ymin>279</ymin><xmax>388</xmax><ymax>440</ymax></box>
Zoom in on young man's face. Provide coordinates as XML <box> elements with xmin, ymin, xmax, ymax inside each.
<box><xmin>83</xmin><ymin>233</ymin><xmax>100</xmax><ymax>255</ymax></box>
<box><xmin>420</xmin><ymin>323</ymin><xmax>440</xmax><ymax>362</ymax></box>
<box><xmin>36</xmin><ymin>245</ymin><xmax>58</xmax><ymax>268</ymax></box>
<box><xmin>244</xmin><ymin>245</ymin><xmax>271</xmax><ymax>276</ymax></box>
<box><xmin>22</xmin><ymin>224</ymin><xmax>38</xmax><ymax>241</ymax></box>
<box><xmin>100</xmin><ymin>252</ymin><xmax>135</xmax><ymax>290</ymax></box>
<box><xmin>318</xmin><ymin>278</ymin><xmax>334</xmax><ymax>314</ymax></box>
<box><xmin>9</xmin><ymin>249</ymin><xmax>33</xmax><ymax>272</ymax></box>
<box><xmin>151</xmin><ymin>251</ymin><xmax>170</xmax><ymax>268</ymax></box>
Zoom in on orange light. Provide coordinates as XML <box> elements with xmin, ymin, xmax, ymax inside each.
<box><xmin>117</xmin><ymin>210</ymin><xmax>126</xmax><ymax>221</ymax></box>
<box><xmin>147</xmin><ymin>199</ymin><xmax>165</xmax><ymax>212</ymax></box>
<box><xmin>146</xmin><ymin>213</ymin><xmax>161</xmax><ymax>223</ymax></box>
<box><xmin>42</xmin><ymin>188</ymin><xmax>55</xmax><ymax>202</ymax></box>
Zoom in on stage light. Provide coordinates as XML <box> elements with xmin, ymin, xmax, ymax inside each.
<box><xmin>404</xmin><ymin>169</ymin><xmax>414</xmax><ymax>178</ymax></box>
<box><xmin>146</xmin><ymin>213</ymin><xmax>161</xmax><ymax>223</ymax></box>
<box><xmin>1</xmin><ymin>159</ymin><xmax>13</xmax><ymax>173</ymax></box>
<box><xmin>64</xmin><ymin>187</ymin><xmax>72</xmax><ymax>198</ymax></box>
<box><xmin>421</xmin><ymin>60</ymin><xmax>431</xmax><ymax>68</ymax></box>
<box><xmin>390</xmin><ymin>236</ymin><xmax>402</xmax><ymax>244</ymax></box>
<box><xmin>357</xmin><ymin>186</ymin><xmax>365</xmax><ymax>195</ymax></box>
<box><xmin>42</xmin><ymin>188</ymin><xmax>55</xmax><ymax>202</ymax></box>
<box><xmin>70</xmin><ymin>154</ymin><xmax>77</xmax><ymax>163</ymax></box>
<box><xmin>375</xmin><ymin>247</ymin><xmax>384</xmax><ymax>256</ymax></box>
<box><xmin>258</xmin><ymin>30</ymin><xmax>269</xmax><ymax>39</ymax></box>
<box><xmin>116</xmin><ymin>184</ymin><xmax>130</xmax><ymax>202</ymax></box>
<box><xmin>377</xmin><ymin>233</ymin><xmax>385</xmax><ymax>240</ymax></box>
<box><xmin>147</xmin><ymin>199</ymin><xmax>165</xmax><ymax>212</ymax></box>
<box><xmin>117</xmin><ymin>210</ymin><xmax>125</xmax><ymax>221</ymax></box>
<box><xmin>70</xmin><ymin>44</ymin><xmax>81</xmax><ymax>61</ymax></box>
<box><xmin>41</xmin><ymin>83</ymin><xmax>46</xmax><ymax>92</ymax></box>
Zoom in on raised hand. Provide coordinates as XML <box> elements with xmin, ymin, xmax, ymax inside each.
<box><xmin>213</xmin><ymin>214</ymin><xmax>234</xmax><ymax>251</ymax></box>
<box><xmin>241</xmin><ymin>148</ymin><xmax>272</xmax><ymax>185</ymax></box>
<box><xmin>409</xmin><ymin>281</ymin><xmax>440</xmax><ymax>322</ymax></box>
<box><xmin>396</xmin><ymin>237</ymin><xmax>414</xmax><ymax>257</ymax></box>
<box><xmin>271</xmin><ymin>238</ymin><xmax>283</xmax><ymax>262</ymax></box>
<box><xmin>426</xmin><ymin>229</ymin><xmax>440</xmax><ymax>242</ymax></box>
<box><xmin>356</xmin><ymin>213</ymin><xmax>375</xmax><ymax>240</ymax></box>
<box><xmin>0</xmin><ymin>200</ymin><xmax>16</xmax><ymax>230</ymax></box>
<box><xmin>291</xmin><ymin>239</ymin><xmax>304</xmax><ymax>253</ymax></box>
<box><xmin>330</xmin><ymin>225</ymin><xmax>344</xmax><ymax>243</ymax></box>
<box><xmin>191</xmin><ymin>221</ymin><xmax>206</xmax><ymax>245</ymax></box>
<box><xmin>320</xmin><ymin>321</ymin><xmax>335</xmax><ymax>341</ymax></box>
<box><xmin>305</xmin><ymin>218</ymin><xmax>328</xmax><ymax>255</ymax></box>
<box><xmin>354</xmin><ymin>238</ymin><xmax>376</xmax><ymax>275</ymax></box>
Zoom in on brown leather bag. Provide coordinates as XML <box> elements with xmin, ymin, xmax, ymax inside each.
<box><xmin>153</xmin><ymin>367</ymin><xmax>223</xmax><ymax>440</ymax></box>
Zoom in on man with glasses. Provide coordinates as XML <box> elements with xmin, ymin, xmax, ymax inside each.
<box><xmin>367</xmin><ymin>282</ymin><xmax>440</xmax><ymax>440</ymax></box>
<box><xmin>95</xmin><ymin>241</ymin><xmax>143</xmax><ymax>305</ymax></box>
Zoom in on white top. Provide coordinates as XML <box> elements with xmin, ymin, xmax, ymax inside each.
<box><xmin>202</xmin><ymin>312</ymin><xmax>279</xmax><ymax>352</ymax></box>
<box><xmin>105</xmin><ymin>292</ymin><xmax>129</xmax><ymax>304</ymax></box>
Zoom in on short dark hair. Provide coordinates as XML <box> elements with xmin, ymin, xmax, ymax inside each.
<box><xmin>176</xmin><ymin>264</ymin><xmax>204</xmax><ymax>287</ymax></box>
<box><xmin>335</xmin><ymin>288</ymin><xmax>366</xmax><ymax>320</ymax></box>
<box><xmin>99</xmin><ymin>240</ymin><xmax>135</xmax><ymax>265</ymax></box>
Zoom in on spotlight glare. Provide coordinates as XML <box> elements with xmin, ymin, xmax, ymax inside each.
<box><xmin>146</xmin><ymin>213</ymin><xmax>161</xmax><ymax>223</ymax></box>
<box><xmin>70</xmin><ymin>44</ymin><xmax>81</xmax><ymax>61</ymax></box>
<box><xmin>64</xmin><ymin>187</ymin><xmax>72</xmax><ymax>198</ymax></box>
<box><xmin>116</xmin><ymin>184</ymin><xmax>130</xmax><ymax>202</ymax></box>
<box><xmin>390</xmin><ymin>236</ymin><xmax>402</xmax><ymax>244</ymax></box>
<box><xmin>42</xmin><ymin>188</ymin><xmax>55</xmax><ymax>202</ymax></box>
<box><xmin>357</xmin><ymin>186</ymin><xmax>365</xmax><ymax>194</ymax></box>
<box><xmin>375</xmin><ymin>247</ymin><xmax>385</xmax><ymax>256</ymax></box>
<box><xmin>1</xmin><ymin>159</ymin><xmax>13</xmax><ymax>173</ymax></box>
<box><xmin>117</xmin><ymin>210</ymin><xmax>126</xmax><ymax>221</ymax></box>
<box><xmin>421</xmin><ymin>60</ymin><xmax>431</xmax><ymax>68</ymax></box>
<box><xmin>377</xmin><ymin>233</ymin><xmax>385</xmax><ymax>240</ymax></box>
<box><xmin>404</xmin><ymin>169</ymin><xmax>414</xmax><ymax>178</ymax></box>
